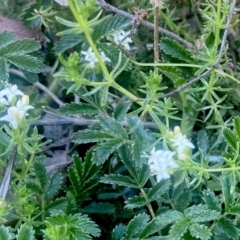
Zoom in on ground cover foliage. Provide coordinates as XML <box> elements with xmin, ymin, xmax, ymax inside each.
<box><xmin>0</xmin><ymin>0</ymin><xmax>239</xmax><ymax>239</ymax></box>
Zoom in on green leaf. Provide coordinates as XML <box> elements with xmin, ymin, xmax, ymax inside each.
<box><xmin>92</xmin><ymin>138</ymin><xmax>125</xmax><ymax>165</ymax></box>
<box><xmin>101</xmin><ymin>174</ymin><xmax>138</xmax><ymax>188</ymax></box>
<box><xmin>125</xmin><ymin>213</ymin><xmax>150</xmax><ymax>239</ymax></box>
<box><xmin>155</xmin><ymin>210</ymin><xmax>183</xmax><ymax>228</ymax></box>
<box><xmin>17</xmin><ymin>224</ymin><xmax>35</xmax><ymax>240</ymax></box>
<box><xmin>97</xmin><ymin>115</ymin><xmax>128</xmax><ymax>139</ymax></box>
<box><xmin>46</xmin><ymin>198</ymin><xmax>68</xmax><ymax>215</ymax></box>
<box><xmin>59</xmin><ymin>103</ymin><xmax>99</xmax><ymax>116</ymax></box>
<box><xmin>33</xmin><ymin>160</ymin><xmax>47</xmax><ymax>190</ymax></box>
<box><xmin>202</xmin><ymin>189</ymin><xmax>221</xmax><ymax>211</ymax></box>
<box><xmin>228</xmin><ymin>204</ymin><xmax>240</xmax><ymax>216</ymax></box>
<box><xmin>223</xmin><ymin>128</ymin><xmax>238</xmax><ymax>150</ymax></box>
<box><xmin>114</xmin><ymin>101</ymin><xmax>131</xmax><ymax>121</ymax></box>
<box><xmin>45</xmin><ymin>172</ymin><xmax>63</xmax><ymax>201</ymax></box>
<box><xmin>54</xmin><ymin>34</ymin><xmax>84</xmax><ymax>54</ymax></box>
<box><xmin>216</xmin><ymin>217</ymin><xmax>238</xmax><ymax>239</ymax></box>
<box><xmin>175</xmin><ymin>190</ymin><xmax>191</xmax><ymax>212</ymax></box>
<box><xmin>168</xmin><ymin>218</ymin><xmax>188</xmax><ymax>240</ymax></box>
<box><xmin>0</xmin><ymin>226</ymin><xmax>11</xmax><ymax>240</ymax></box>
<box><xmin>160</xmin><ymin>38</ymin><xmax>193</xmax><ymax>63</ymax></box>
<box><xmin>112</xmin><ymin>224</ymin><xmax>126</xmax><ymax>240</ymax></box>
<box><xmin>148</xmin><ymin>180</ymin><xmax>171</xmax><ymax>202</ymax></box>
<box><xmin>125</xmin><ymin>195</ymin><xmax>146</xmax><ymax>209</ymax></box>
<box><xmin>220</xmin><ymin>174</ymin><xmax>234</xmax><ymax>211</ymax></box>
<box><xmin>0</xmin><ymin>58</ymin><xmax>8</xmax><ymax>81</ymax></box>
<box><xmin>92</xmin><ymin>14</ymin><xmax>131</xmax><ymax>41</ymax></box>
<box><xmin>0</xmin><ymin>31</ymin><xmax>16</xmax><ymax>47</ymax></box>
<box><xmin>0</xmin><ymin>39</ymin><xmax>40</xmax><ymax>55</ymax></box>
<box><xmin>184</xmin><ymin>204</ymin><xmax>220</xmax><ymax>222</ymax></box>
<box><xmin>6</xmin><ymin>54</ymin><xmax>44</xmax><ymax>73</ymax></box>
<box><xmin>234</xmin><ymin>117</ymin><xmax>240</xmax><ymax>140</ymax></box>
<box><xmin>72</xmin><ymin>130</ymin><xmax>114</xmax><ymax>144</ymax></box>
<box><xmin>189</xmin><ymin>223</ymin><xmax>211</xmax><ymax>240</ymax></box>
<box><xmin>99</xmin><ymin>43</ymin><xmax>130</xmax><ymax>70</ymax></box>
<box><xmin>82</xmin><ymin>202</ymin><xmax>115</xmax><ymax>214</ymax></box>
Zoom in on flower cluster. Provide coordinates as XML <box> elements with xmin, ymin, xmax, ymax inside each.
<box><xmin>148</xmin><ymin>126</ymin><xmax>194</xmax><ymax>182</ymax></box>
<box><xmin>111</xmin><ymin>30</ymin><xmax>132</xmax><ymax>50</ymax></box>
<box><xmin>148</xmin><ymin>148</ymin><xmax>178</xmax><ymax>182</ymax></box>
<box><xmin>0</xmin><ymin>85</ymin><xmax>33</xmax><ymax>129</ymax></box>
<box><xmin>169</xmin><ymin>126</ymin><xmax>195</xmax><ymax>159</ymax></box>
<box><xmin>81</xmin><ymin>47</ymin><xmax>111</xmax><ymax>69</ymax></box>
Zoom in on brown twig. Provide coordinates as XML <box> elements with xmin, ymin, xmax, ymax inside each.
<box><xmin>96</xmin><ymin>0</ymin><xmax>194</xmax><ymax>49</ymax></box>
<box><xmin>158</xmin><ymin>0</ymin><xmax>237</xmax><ymax>99</ymax></box>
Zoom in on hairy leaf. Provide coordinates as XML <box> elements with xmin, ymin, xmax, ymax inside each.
<box><xmin>189</xmin><ymin>223</ymin><xmax>211</xmax><ymax>240</ymax></box>
<box><xmin>45</xmin><ymin>172</ymin><xmax>63</xmax><ymax>201</ymax></box>
<box><xmin>101</xmin><ymin>174</ymin><xmax>138</xmax><ymax>188</ymax></box>
<box><xmin>168</xmin><ymin>218</ymin><xmax>188</xmax><ymax>240</ymax></box>
<box><xmin>33</xmin><ymin>160</ymin><xmax>46</xmax><ymax>190</ymax></box>
<box><xmin>17</xmin><ymin>224</ymin><xmax>35</xmax><ymax>240</ymax></box>
<box><xmin>202</xmin><ymin>189</ymin><xmax>221</xmax><ymax>211</ymax></box>
<box><xmin>59</xmin><ymin>103</ymin><xmax>99</xmax><ymax>116</ymax></box>
<box><xmin>0</xmin><ymin>226</ymin><xmax>11</xmax><ymax>240</ymax></box>
<box><xmin>216</xmin><ymin>217</ymin><xmax>238</xmax><ymax>239</ymax></box>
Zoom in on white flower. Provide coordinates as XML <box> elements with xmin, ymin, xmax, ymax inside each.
<box><xmin>100</xmin><ymin>51</ymin><xmax>111</xmax><ymax>63</ymax></box>
<box><xmin>170</xmin><ymin>132</ymin><xmax>195</xmax><ymax>155</ymax></box>
<box><xmin>0</xmin><ymin>95</ymin><xmax>33</xmax><ymax>129</ymax></box>
<box><xmin>16</xmin><ymin>95</ymin><xmax>34</xmax><ymax>117</ymax></box>
<box><xmin>112</xmin><ymin>30</ymin><xmax>132</xmax><ymax>50</ymax></box>
<box><xmin>0</xmin><ymin>107</ymin><xmax>22</xmax><ymax>129</ymax></box>
<box><xmin>0</xmin><ymin>85</ymin><xmax>24</xmax><ymax>102</ymax></box>
<box><xmin>81</xmin><ymin>47</ymin><xmax>98</xmax><ymax>68</ymax></box>
<box><xmin>0</xmin><ymin>91</ymin><xmax>9</xmax><ymax>105</ymax></box>
<box><xmin>81</xmin><ymin>48</ymin><xmax>111</xmax><ymax>69</ymax></box>
<box><xmin>148</xmin><ymin>148</ymin><xmax>178</xmax><ymax>182</ymax></box>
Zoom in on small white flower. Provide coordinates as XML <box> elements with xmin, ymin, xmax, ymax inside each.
<box><xmin>112</xmin><ymin>30</ymin><xmax>132</xmax><ymax>50</ymax></box>
<box><xmin>16</xmin><ymin>95</ymin><xmax>34</xmax><ymax>117</ymax></box>
<box><xmin>100</xmin><ymin>51</ymin><xmax>111</xmax><ymax>63</ymax></box>
<box><xmin>81</xmin><ymin>48</ymin><xmax>111</xmax><ymax>68</ymax></box>
<box><xmin>0</xmin><ymin>85</ymin><xmax>24</xmax><ymax>102</ymax></box>
<box><xmin>0</xmin><ymin>107</ymin><xmax>22</xmax><ymax>129</ymax></box>
<box><xmin>170</xmin><ymin>132</ymin><xmax>195</xmax><ymax>155</ymax></box>
<box><xmin>0</xmin><ymin>91</ymin><xmax>9</xmax><ymax>105</ymax></box>
<box><xmin>81</xmin><ymin>47</ymin><xmax>98</xmax><ymax>68</ymax></box>
<box><xmin>148</xmin><ymin>148</ymin><xmax>178</xmax><ymax>182</ymax></box>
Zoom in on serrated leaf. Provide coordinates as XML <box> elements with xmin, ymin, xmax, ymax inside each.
<box><xmin>99</xmin><ymin>43</ymin><xmax>130</xmax><ymax>70</ymax></box>
<box><xmin>59</xmin><ymin>103</ymin><xmax>99</xmax><ymax>116</ymax></box>
<box><xmin>45</xmin><ymin>172</ymin><xmax>63</xmax><ymax>201</ymax></box>
<box><xmin>160</xmin><ymin>38</ymin><xmax>192</xmax><ymax>63</ymax></box>
<box><xmin>0</xmin><ymin>58</ymin><xmax>8</xmax><ymax>81</ymax></box>
<box><xmin>155</xmin><ymin>210</ymin><xmax>183</xmax><ymax>228</ymax></box>
<box><xmin>216</xmin><ymin>217</ymin><xmax>238</xmax><ymax>239</ymax></box>
<box><xmin>46</xmin><ymin>198</ymin><xmax>68</xmax><ymax>215</ymax></box>
<box><xmin>33</xmin><ymin>160</ymin><xmax>46</xmax><ymax>190</ymax></box>
<box><xmin>82</xmin><ymin>202</ymin><xmax>115</xmax><ymax>214</ymax></box>
<box><xmin>228</xmin><ymin>204</ymin><xmax>240</xmax><ymax>216</ymax></box>
<box><xmin>234</xmin><ymin>117</ymin><xmax>240</xmax><ymax>140</ymax></box>
<box><xmin>101</xmin><ymin>174</ymin><xmax>138</xmax><ymax>188</ymax></box>
<box><xmin>0</xmin><ymin>39</ymin><xmax>40</xmax><ymax>55</ymax></box>
<box><xmin>26</xmin><ymin>181</ymin><xmax>43</xmax><ymax>194</ymax></box>
<box><xmin>223</xmin><ymin>128</ymin><xmax>238</xmax><ymax>150</ymax></box>
<box><xmin>92</xmin><ymin>14</ymin><xmax>131</xmax><ymax>41</ymax></box>
<box><xmin>125</xmin><ymin>213</ymin><xmax>150</xmax><ymax>239</ymax></box>
<box><xmin>72</xmin><ymin>130</ymin><xmax>114</xmax><ymax>144</ymax></box>
<box><xmin>189</xmin><ymin>223</ymin><xmax>211</xmax><ymax>240</ymax></box>
<box><xmin>148</xmin><ymin>180</ymin><xmax>171</xmax><ymax>202</ymax></box>
<box><xmin>54</xmin><ymin>34</ymin><xmax>84</xmax><ymax>54</ymax></box>
<box><xmin>137</xmin><ymin>163</ymin><xmax>151</xmax><ymax>187</ymax></box>
<box><xmin>6</xmin><ymin>54</ymin><xmax>44</xmax><ymax>73</ymax></box>
<box><xmin>114</xmin><ymin>101</ymin><xmax>131</xmax><ymax>121</ymax></box>
<box><xmin>184</xmin><ymin>204</ymin><xmax>220</xmax><ymax>222</ymax></box>
<box><xmin>0</xmin><ymin>226</ymin><xmax>11</xmax><ymax>240</ymax></box>
<box><xmin>0</xmin><ymin>31</ymin><xmax>16</xmax><ymax>47</ymax></box>
<box><xmin>202</xmin><ymin>189</ymin><xmax>221</xmax><ymax>211</ymax></box>
<box><xmin>220</xmin><ymin>175</ymin><xmax>234</xmax><ymax>211</ymax></box>
<box><xmin>112</xmin><ymin>224</ymin><xmax>126</xmax><ymax>240</ymax></box>
<box><xmin>125</xmin><ymin>195</ymin><xmax>146</xmax><ymax>209</ymax></box>
<box><xmin>175</xmin><ymin>190</ymin><xmax>191</xmax><ymax>212</ymax></box>
<box><xmin>168</xmin><ymin>218</ymin><xmax>188</xmax><ymax>240</ymax></box>
<box><xmin>17</xmin><ymin>224</ymin><xmax>35</xmax><ymax>240</ymax></box>
<box><xmin>92</xmin><ymin>138</ymin><xmax>125</xmax><ymax>165</ymax></box>
<box><xmin>97</xmin><ymin>115</ymin><xmax>128</xmax><ymax>139</ymax></box>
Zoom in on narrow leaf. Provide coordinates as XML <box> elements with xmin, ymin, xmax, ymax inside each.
<box><xmin>223</xmin><ymin>128</ymin><xmax>238</xmax><ymax>150</ymax></box>
<box><xmin>59</xmin><ymin>103</ymin><xmax>98</xmax><ymax>116</ymax></box>
<box><xmin>234</xmin><ymin>117</ymin><xmax>240</xmax><ymax>140</ymax></box>
<box><xmin>45</xmin><ymin>172</ymin><xmax>63</xmax><ymax>201</ymax></box>
<box><xmin>101</xmin><ymin>174</ymin><xmax>138</xmax><ymax>188</ymax></box>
